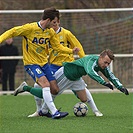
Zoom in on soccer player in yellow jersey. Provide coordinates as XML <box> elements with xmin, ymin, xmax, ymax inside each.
<box><xmin>48</xmin><ymin>17</ymin><xmax>85</xmax><ymax>73</ymax></box>
<box><xmin>29</xmin><ymin>13</ymin><xmax>103</xmax><ymax>117</ymax></box>
<box><xmin>0</xmin><ymin>7</ymin><xmax>80</xmax><ymax>119</ymax></box>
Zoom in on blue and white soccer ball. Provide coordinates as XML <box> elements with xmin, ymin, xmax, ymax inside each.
<box><xmin>73</xmin><ymin>102</ymin><xmax>88</xmax><ymax>117</ymax></box>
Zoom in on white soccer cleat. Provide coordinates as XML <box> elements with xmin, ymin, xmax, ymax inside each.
<box><xmin>14</xmin><ymin>81</ymin><xmax>28</xmax><ymax>96</ymax></box>
<box><xmin>28</xmin><ymin>112</ymin><xmax>39</xmax><ymax>118</ymax></box>
<box><xmin>94</xmin><ymin>110</ymin><xmax>103</xmax><ymax>117</ymax></box>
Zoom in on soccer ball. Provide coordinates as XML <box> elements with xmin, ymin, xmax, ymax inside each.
<box><xmin>73</xmin><ymin>102</ymin><xmax>88</xmax><ymax>117</ymax></box>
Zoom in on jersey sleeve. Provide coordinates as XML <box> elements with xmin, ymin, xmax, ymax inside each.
<box><xmin>101</xmin><ymin>67</ymin><xmax>123</xmax><ymax>89</ymax></box>
<box><xmin>0</xmin><ymin>24</ymin><xmax>32</xmax><ymax>43</ymax></box>
<box><xmin>67</xmin><ymin>31</ymin><xmax>85</xmax><ymax>57</ymax></box>
<box><xmin>84</xmin><ymin>57</ymin><xmax>106</xmax><ymax>85</ymax></box>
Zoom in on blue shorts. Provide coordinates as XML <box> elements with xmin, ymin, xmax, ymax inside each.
<box><xmin>24</xmin><ymin>63</ymin><xmax>55</xmax><ymax>82</ymax></box>
<box><xmin>49</xmin><ymin>64</ymin><xmax>62</xmax><ymax>74</ymax></box>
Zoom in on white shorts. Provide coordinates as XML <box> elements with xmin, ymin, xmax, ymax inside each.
<box><xmin>54</xmin><ymin>67</ymin><xmax>86</xmax><ymax>95</ymax></box>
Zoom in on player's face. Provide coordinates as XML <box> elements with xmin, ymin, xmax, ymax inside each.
<box><xmin>45</xmin><ymin>18</ymin><xmax>51</xmax><ymax>28</ymax></box>
<box><xmin>50</xmin><ymin>17</ymin><xmax>60</xmax><ymax>31</ymax></box>
<box><xmin>98</xmin><ymin>55</ymin><xmax>112</xmax><ymax>69</ymax></box>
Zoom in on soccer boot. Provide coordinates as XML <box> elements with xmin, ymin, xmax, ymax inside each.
<box><xmin>28</xmin><ymin>112</ymin><xmax>39</xmax><ymax>117</ymax></box>
<box><xmin>28</xmin><ymin>110</ymin><xmax>52</xmax><ymax>118</ymax></box>
<box><xmin>94</xmin><ymin>110</ymin><xmax>103</xmax><ymax>117</ymax></box>
<box><xmin>52</xmin><ymin>110</ymin><xmax>69</xmax><ymax>119</ymax></box>
<box><xmin>14</xmin><ymin>81</ymin><xmax>28</xmax><ymax>96</ymax></box>
<box><xmin>38</xmin><ymin>110</ymin><xmax>52</xmax><ymax>118</ymax></box>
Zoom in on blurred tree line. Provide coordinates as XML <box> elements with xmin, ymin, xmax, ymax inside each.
<box><xmin>0</xmin><ymin>0</ymin><xmax>133</xmax><ymax>10</ymax></box>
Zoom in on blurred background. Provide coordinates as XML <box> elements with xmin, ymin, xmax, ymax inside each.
<box><xmin>0</xmin><ymin>0</ymin><xmax>132</xmax><ymax>90</ymax></box>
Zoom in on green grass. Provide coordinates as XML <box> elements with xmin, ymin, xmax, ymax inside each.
<box><xmin>0</xmin><ymin>93</ymin><xmax>132</xmax><ymax>133</ymax></box>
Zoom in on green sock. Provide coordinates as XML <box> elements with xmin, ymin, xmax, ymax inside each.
<box><xmin>23</xmin><ymin>86</ymin><xmax>32</xmax><ymax>92</ymax></box>
<box><xmin>23</xmin><ymin>86</ymin><xmax>43</xmax><ymax>98</ymax></box>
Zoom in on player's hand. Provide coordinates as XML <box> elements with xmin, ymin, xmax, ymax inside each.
<box><xmin>104</xmin><ymin>82</ymin><xmax>114</xmax><ymax>90</ymax></box>
<box><xmin>119</xmin><ymin>87</ymin><xmax>129</xmax><ymax>95</ymax></box>
<box><xmin>72</xmin><ymin>47</ymin><xmax>80</xmax><ymax>54</ymax></box>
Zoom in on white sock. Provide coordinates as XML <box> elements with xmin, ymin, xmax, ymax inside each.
<box><xmin>41</xmin><ymin>94</ymin><xmax>56</xmax><ymax>113</ymax></box>
<box><xmin>42</xmin><ymin>87</ymin><xmax>57</xmax><ymax>115</ymax></box>
<box><xmin>85</xmin><ymin>87</ymin><xmax>98</xmax><ymax>112</ymax></box>
<box><xmin>34</xmin><ymin>96</ymin><xmax>43</xmax><ymax>112</ymax></box>
<box><xmin>41</xmin><ymin>94</ymin><xmax>56</xmax><ymax>112</ymax></box>
<box><xmin>34</xmin><ymin>83</ymin><xmax>43</xmax><ymax>112</ymax></box>
<box><xmin>41</xmin><ymin>102</ymin><xmax>48</xmax><ymax>113</ymax></box>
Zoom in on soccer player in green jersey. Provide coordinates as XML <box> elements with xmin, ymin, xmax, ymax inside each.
<box><xmin>0</xmin><ymin>7</ymin><xmax>80</xmax><ymax>119</ymax></box>
<box><xmin>29</xmin><ymin>15</ymin><xmax>103</xmax><ymax>117</ymax></box>
<box><xmin>14</xmin><ymin>49</ymin><xmax>129</xmax><ymax>116</ymax></box>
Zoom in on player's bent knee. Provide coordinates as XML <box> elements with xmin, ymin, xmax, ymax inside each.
<box><xmin>80</xmin><ymin>99</ymin><xmax>87</xmax><ymax>103</ymax></box>
<box><xmin>76</xmin><ymin>90</ymin><xmax>87</xmax><ymax>102</ymax></box>
<box><xmin>51</xmin><ymin>89</ymin><xmax>59</xmax><ymax>95</ymax></box>
<box><xmin>79</xmin><ymin>96</ymin><xmax>87</xmax><ymax>102</ymax></box>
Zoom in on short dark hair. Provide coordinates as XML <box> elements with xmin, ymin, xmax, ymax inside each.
<box><xmin>100</xmin><ymin>49</ymin><xmax>115</xmax><ymax>60</ymax></box>
<box><xmin>41</xmin><ymin>7</ymin><xmax>60</xmax><ymax>21</ymax></box>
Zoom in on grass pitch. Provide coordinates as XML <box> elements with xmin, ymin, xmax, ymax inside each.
<box><xmin>0</xmin><ymin>93</ymin><xmax>132</xmax><ymax>133</ymax></box>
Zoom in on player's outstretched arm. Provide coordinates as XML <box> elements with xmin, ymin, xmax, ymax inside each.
<box><xmin>104</xmin><ymin>82</ymin><xmax>114</xmax><ymax>90</ymax></box>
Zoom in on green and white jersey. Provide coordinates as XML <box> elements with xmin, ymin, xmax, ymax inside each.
<box><xmin>63</xmin><ymin>55</ymin><xmax>123</xmax><ymax>89</ymax></box>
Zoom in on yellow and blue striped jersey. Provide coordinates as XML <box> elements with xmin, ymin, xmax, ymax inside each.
<box><xmin>0</xmin><ymin>22</ymin><xmax>73</xmax><ymax>66</ymax></box>
<box><xmin>48</xmin><ymin>27</ymin><xmax>85</xmax><ymax>66</ymax></box>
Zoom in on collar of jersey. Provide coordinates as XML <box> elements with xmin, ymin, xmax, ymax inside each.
<box><xmin>56</xmin><ymin>27</ymin><xmax>62</xmax><ymax>34</ymax></box>
<box><xmin>38</xmin><ymin>21</ymin><xmax>45</xmax><ymax>30</ymax></box>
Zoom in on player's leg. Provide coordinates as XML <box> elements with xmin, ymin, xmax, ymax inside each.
<box><xmin>76</xmin><ymin>89</ymin><xmax>87</xmax><ymax>102</ymax></box>
<box><xmin>28</xmin><ymin>82</ymin><xmax>43</xmax><ymax>117</ymax></box>
<box><xmin>28</xmin><ymin>67</ymin><xmax>66</xmax><ymax>117</ymax></box>
<box><xmin>14</xmin><ymin>81</ymin><xmax>52</xmax><ymax>118</ymax></box>
<box><xmin>28</xmin><ymin>81</ymin><xmax>61</xmax><ymax>117</ymax></box>
<box><xmin>33</xmin><ymin>83</ymin><xmax>43</xmax><ymax>111</ymax></box>
<box><xmin>74</xmin><ymin>88</ymin><xmax>103</xmax><ymax>116</ymax></box>
<box><xmin>17</xmin><ymin>81</ymin><xmax>67</xmax><ymax>119</ymax></box>
<box><xmin>14</xmin><ymin>64</ymin><xmax>68</xmax><ymax>119</ymax></box>
<box><xmin>37</xmin><ymin>76</ymin><xmax>58</xmax><ymax>114</ymax></box>
<box><xmin>41</xmin><ymin>94</ymin><xmax>56</xmax><ymax>115</ymax></box>
<box><xmin>72</xmin><ymin>78</ymin><xmax>103</xmax><ymax>117</ymax></box>
<box><xmin>42</xmin><ymin>65</ymin><xmax>60</xmax><ymax>95</ymax></box>
<box><xmin>40</xmin><ymin>67</ymin><xmax>73</xmax><ymax>115</ymax></box>
<box><xmin>85</xmin><ymin>87</ymin><xmax>103</xmax><ymax>116</ymax></box>
<box><xmin>28</xmin><ymin>80</ymin><xmax>58</xmax><ymax>117</ymax></box>
<box><xmin>39</xmin><ymin>65</ymin><xmax>63</xmax><ymax>117</ymax></box>
<box><xmin>36</xmin><ymin>69</ymin><xmax>69</xmax><ymax>119</ymax></box>
<box><xmin>50</xmin><ymin>80</ymin><xmax>59</xmax><ymax>95</ymax></box>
